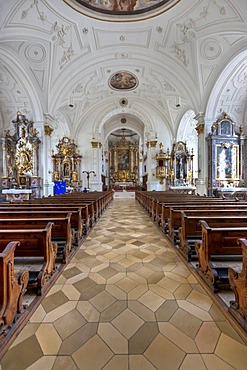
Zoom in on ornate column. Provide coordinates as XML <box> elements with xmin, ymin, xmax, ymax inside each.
<box><xmin>194</xmin><ymin>112</ymin><xmax>207</xmax><ymax>195</ymax></box>
<box><xmin>1</xmin><ymin>139</ymin><xmax>8</xmax><ymax>178</ymax></box>
<box><xmin>146</xmin><ymin>139</ymin><xmax>159</xmax><ymax>190</ymax></box>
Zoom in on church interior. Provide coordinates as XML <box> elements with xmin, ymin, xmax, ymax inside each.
<box><xmin>0</xmin><ymin>0</ymin><xmax>247</xmax><ymax>368</ymax></box>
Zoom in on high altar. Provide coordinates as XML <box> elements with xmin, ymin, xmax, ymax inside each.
<box><xmin>1</xmin><ymin>112</ymin><xmax>41</xmax><ymax>201</ymax></box>
<box><xmin>109</xmin><ymin>136</ymin><xmax>139</xmax><ymax>187</ymax></box>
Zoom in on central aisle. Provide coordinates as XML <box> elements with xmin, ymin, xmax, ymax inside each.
<box><xmin>1</xmin><ymin>199</ymin><xmax>246</xmax><ymax>370</ymax></box>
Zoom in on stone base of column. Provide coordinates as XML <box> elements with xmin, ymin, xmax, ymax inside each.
<box><xmin>195</xmin><ymin>178</ymin><xmax>207</xmax><ymax>196</ymax></box>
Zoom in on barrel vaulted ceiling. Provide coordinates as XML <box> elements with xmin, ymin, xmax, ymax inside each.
<box><xmin>0</xmin><ymin>0</ymin><xmax>247</xmax><ymax>141</ymax></box>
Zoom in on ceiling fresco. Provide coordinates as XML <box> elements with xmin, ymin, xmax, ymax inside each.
<box><xmin>109</xmin><ymin>72</ymin><xmax>138</xmax><ymax>90</ymax></box>
<box><xmin>64</xmin><ymin>0</ymin><xmax>180</xmax><ymax>19</ymax></box>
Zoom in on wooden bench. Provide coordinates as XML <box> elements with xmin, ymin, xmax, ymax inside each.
<box><xmin>178</xmin><ymin>213</ymin><xmax>247</xmax><ymax>261</ymax></box>
<box><xmin>168</xmin><ymin>205</ymin><xmax>247</xmax><ymax>243</ymax></box>
<box><xmin>0</xmin><ymin>223</ymin><xmax>57</xmax><ymax>295</ymax></box>
<box><xmin>195</xmin><ymin>220</ymin><xmax>247</xmax><ymax>292</ymax></box>
<box><xmin>0</xmin><ymin>242</ymin><xmax>29</xmax><ymax>335</ymax></box>
<box><xmin>228</xmin><ymin>238</ymin><xmax>247</xmax><ymax>331</ymax></box>
<box><xmin>0</xmin><ymin>208</ymin><xmax>84</xmax><ymax>244</ymax></box>
<box><xmin>0</xmin><ymin>215</ymin><xmax>72</xmax><ymax>263</ymax></box>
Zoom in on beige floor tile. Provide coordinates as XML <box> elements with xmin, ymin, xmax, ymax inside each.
<box><xmin>127</xmin><ymin>284</ymin><xmax>148</xmax><ymax>300</ymax></box>
<box><xmin>54</xmin><ymin>308</ymin><xmax>87</xmax><ymax>340</ymax></box>
<box><xmin>148</xmin><ymin>283</ymin><xmax>174</xmax><ymax>299</ymax></box>
<box><xmin>135</xmin><ymin>266</ymin><xmax>155</xmax><ymax>278</ymax></box>
<box><xmin>53</xmin><ymin>355</ymin><xmax>81</xmax><ymax>370</ymax></box>
<box><xmin>165</xmin><ymin>271</ymin><xmax>189</xmax><ymax>284</ymax></box>
<box><xmin>89</xmin><ymin>290</ymin><xmax>116</xmax><ymax>312</ymax></box>
<box><xmin>106</xmin><ymin>272</ymin><xmax>126</xmax><ymax>284</ymax></box>
<box><xmin>43</xmin><ymin>301</ymin><xmax>77</xmax><ymax>323</ymax></box>
<box><xmin>72</xmin><ymin>334</ymin><xmax>113</xmax><ymax>370</ymax></box>
<box><xmin>174</xmin><ymin>283</ymin><xmax>192</xmax><ymax>299</ymax></box>
<box><xmin>115</xmin><ymin>277</ymin><xmax>139</xmax><ymax>293</ymax></box>
<box><xmin>88</xmin><ymin>271</ymin><xmax>107</xmax><ymax>284</ymax></box>
<box><xmin>36</xmin><ymin>323</ymin><xmax>62</xmax><ymax>355</ymax></box>
<box><xmin>112</xmin><ymin>308</ymin><xmax>144</xmax><ymax>339</ymax></box>
<box><xmin>98</xmin><ymin>323</ymin><xmax>128</xmax><ymax>354</ymax></box>
<box><xmin>29</xmin><ymin>305</ymin><xmax>46</xmax><ymax>323</ymax></box>
<box><xmin>177</xmin><ymin>300</ymin><xmax>213</xmax><ymax>321</ymax></box>
<box><xmin>127</xmin><ymin>272</ymin><xmax>148</xmax><ymax>284</ymax></box>
<box><xmin>144</xmin><ymin>333</ymin><xmax>185</xmax><ymax>370</ymax></box>
<box><xmin>76</xmin><ymin>300</ymin><xmax>100</xmax><ymax>321</ymax></box>
<box><xmin>202</xmin><ymin>354</ymin><xmax>236</xmax><ymax>370</ymax></box>
<box><xmin>9</xmin><ymin>323</ymin><xmax>40</xmax><ymax>349</ymax></box>
<box><xmin>128</xmin><ymin>301</ymin><xmax>156</xmax><ymax>322</ymax></box>
<box><xmin>129</xmin><ymin>355</ymin><xmax>157</xmax><ymax>369</ymax></box>
<box><xmin>102</xmin><ymin>355</ymin><xmax>129</xmax><ymax>370</ymax></box>
<box><xmin>186</xmin><ymin>290</ymin><xmax>213</xmax><ymax>312</ymax></box>
<box><xmin>195</xmin><ymin>322</ymin><xmax>221</xmax><ymax>353</ymax></box>
<box><xmin>138</xmin><ymin>290</ymin><xmax>164</xmax><ymax>311</ymax></box>
<box><xmin>62</xmin><ymin>284</ymin><xmax>81</xmax><ymax>300</ymax></box>
<box><xmin>157</xmin><ymin>276</ymin><xmax>181</xmax><ymax>292</ymax></box>
<box><xmin>26</xmin><ymin>356</ymin><xmax>56</xmax><ymax>370</ymax></box>
<box><xmin>159</xmin><ymin>322</ymin><xmax>199</xmax><ymax>353</ymax></box>
<box><xmin>106</xmin><ymin>284</ymin><xmax>127</xmax><ymax>300</ymax></box>
<box><xmin>179</xmin><ymin>354</ymin><xmax>207</xmax><ymax>370</ymax></box>
<box><xmin>215</xmin><ymin>333</ymin><xmax>247</xmax><ymax>370</ymax></box>
<box><xmin>169</xmin><ymin>308</ymin><xmax>202</xmax><ymax>339</ymax></box>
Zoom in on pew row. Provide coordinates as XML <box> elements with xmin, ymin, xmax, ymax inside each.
<box><xmin>0</xmin><ymin>242</ymin><xmax>29</xmax><ymax>335</ymax></box>
<box><xmin>0</xmin><ymin>223</ymin><xmax>57</xmax><ymax>295</ymax></box>
<box><xmin>228</xmin><ymin>238</ymin><xmax>247</xmax><ymax>332</ymax></box>
<box><xmin>0</xmin><ymin>215</ymin><xmax>72</xmax><ymax>264</ymax></box>
<box><xmin>178</xmin><ymin>214</ymin><xmax>247</xmax><ymax>261</ymax></box>
<box><xmin>195</xmin><ymin>221</ymin><xmax>247</xmax><ymax>292</ymax></box>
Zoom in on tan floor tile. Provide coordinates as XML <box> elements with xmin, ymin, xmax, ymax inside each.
<box><xmin>64</xmin><ymin>272</ymin><xmax>89</xmax><ymax>285</ymax></box>
<box><xmin>77</xmin><ymin>300</ymin><xmax>100</xmax><ymax>322</ymax></box>
<box><xmin>195</xmin><ymin>322</ymin><xmax>221</xmax><ymax>353</ymax></box>
<box><xmin>36</xmin><ymin>323</ymin><xmax>62</xmax><ymax>355</ymax></box>
<box><xmin>90</xmin><ymin>290</ymin><xmax>116</xmax><ymax>312</ymax></box>
<box><xmin>53</xmin><ymin>355</ymin><xmax>80</xmax><ymax>370</ymax></box>
<box><xmin>100</xmin><ymin>301</ymin><xmax>127</xmax><ymax>322</ymax></box>
<box><xmin>174</xmin><ymin>283</ymin><xmax>192</xmax><ymax>299</ymax></box>
<box><xmin>148</xmin><ymin>284</ymin><xmax>174</xmax><ymax>299</ymax></box>
<box><xmin>102</xmin><ymin>355</ymin><xmax>128</xmax><ymax>370</ymax></box>
<box><xmin>98</xmin><ymin>323</ymin><xmax>128</xmax><ymax>354</ymax></box>
<box><xmin>91</xmin><ymin>262</ymin><xmax>109</xmax><ymax>273</ymax></box>
<box><xmin>169</xmin><ymin>308</ymin><xmax>202</xmax><ymax>339</ymax></box>
<box><xmin>29</xmin><ymin>305</ymin><xmax>46</xmax><ymax>323</ymax></box>
<box><xmin>129</xmin><ymin>322</ymin><xmax>159</xmax><ymax>354</ymax></box>
<box><xmin>106</xmin><ymin>272</ymin><xmax>126</xmax><ymax>284</ymax></box>
<box><xmin>165</xmin><ymin>271</ymin><xmax>189</xmax><ymax>284</ymax></box>
<box><xmin>159</xmin><ymin>322</ymin><xmax>199</xmax><ymax>353</ymax></box>
<box><xmin>186</xmin><ymin>290</ymin><xmax>213</xmax><ymax>311</ymax></box>
<box><xmin>46</xmin><ymin>284</ymin><xmax>63</xmax><ymax>297</ymax></box>
<box><xmin>187</xmin><ymin>273</ymin><xmax>198</xmax><ymax>284</ymax></box>
<box><xmin>127</xmin><ymin>284</ymin><xmax>148</xmax><ymax>300</ymax></box>
<box><xmin>43</xmin><ymin>301</ymin><xmax>77</xmax><ymax>323</ymax></box>
<box><xmin>215</xmin><ymin>333</ymin><xmax>247</xmax><ymax>370</ymax></box>
<box><xmin>72</xmin><ymin>334</ymin><xmax>113</xmax><ymax>370</ymax></box>
<box><xmin>138</xmin><ymin>290</ymin><xmax>164</xmax><ymax>311</ymax></box>
<box><xmin>157</xmin><ymin>276</ymin><xmax>181</xmax><ymax>292</ymax></box>
<box><xmin>136</xmin><ymin>266</ymin><xmax>155</xmax><ymax>278</ymax></box>
<box><xmin>26</xmin><ymin>356</ymin><xmax>56</xmax><ymax>370</ymax></box>
<box><xmin>127</xmin><ymin>272</ymin><xmax>148</xmax><ymax>284</ymax></box>
<box><xmin>54</xmin><ymin>308</ymin><xmax>87</xmax><ymax>340</ymax></box>
<box><xmin>106</xmin><ymin>284</ymin><xmax>127</xmax><ymax>300</ymax></box>
<box><xmin>62</xmin><ymin>284</ymin><xmax>81</xmax><ymax>300</ymax></box>
<box><xmin>128</xmin><ymin>301</ymin><xmax>156</xmax><ymax>322</ymax></box>
<box><xmin>202</xmin><ymin>354</ymin><xmax>236</xmax><ymax>370</ymax></box>
<box><xmin>9</xmin><ymin>323</ymin><xmax>40</xmax><ymax>349</ymax></box>
<box><xmin>59</xmin><ymin>323</ymin><xmax>98</xmax><ymax>355</ymax></box>
<box><xmin>144</xmin><ymin>333</ymin><xmax>185</xmax><ymax>370</ymax></box>
<box><xmin>177</xmin><ymin>300</ymin><xmax>213</xmax><ymax>321</ymax></box>
<box><xmin>179</xmin><ymin>354</ymin><xmax>207</xmax><ymax>370</ymax></box>
<box><xmin>129</xmin><ymin>355</ymin><xmax>157</xmax><ymax>370</ymax></box>
<box><xmin>162</xmin><ymin>262</ymin><xmax>178</xmax><ymax>271</ymax></box>
<box><xmin>88</xmin><ymin>271</ymin><xmax>107</xmax><ymax>284</ymax></box>
<box><xmin>216</xmin><ymin>321</ymin><xmax>245</xmax><ymax>344</ymax></box>
<box><xmin>112</xmin><ymin>308</ymin><xmax>144</xmax><ymax>339</ymax></box>
<box><xmin>115</xmin><ymin>277</ymin><xmax>139</xmax><ymax>293</ymax></box>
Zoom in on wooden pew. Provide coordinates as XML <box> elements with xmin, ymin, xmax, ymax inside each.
<box><xmin>0</xmin><ymin>223</ymin><xmax>57</xmax><ymax>295</ymax></box>
<box><xmin>0</xmin><ymin>242</ymin><xmax>29</xmax><ymax>335</ymax></box>
<box><xmin>178</xmin><ymin>213</ymin><xmax>247</xmax><ymax>261</ymax></box>
<box><xmin>228</xmin><ymin>238</ymin><xmax>247</xmax><ymax>331</ymax></box>
<box><xmin>0</xmin><ymin>208</ymin><xmax>84</xmax><ymax>244</ymax></box>
<box><xmin>195</xmin><ymin>220</ymin><xmax>247</xmax><ymax>292</ymax></box>
<box><xmin>168</xmin><ymin>205</ymin><xmax>247</xmax><ymax>243</ymax></box>
<box><xmin>0</xmin><ymin>215</ymin><xmax>72</xmax><ymax>263</ymax></box>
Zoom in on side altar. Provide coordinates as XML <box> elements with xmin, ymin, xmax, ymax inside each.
<box><xmin>1</xmin><ymin>112</ymin><xmax>41</xmax><ymax>200</ymax></box>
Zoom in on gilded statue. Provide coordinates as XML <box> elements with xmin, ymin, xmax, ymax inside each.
<box><xmin>15</xmin><ymin>141</ymin><xmax>32</xmax><ymax>174</ymax></box>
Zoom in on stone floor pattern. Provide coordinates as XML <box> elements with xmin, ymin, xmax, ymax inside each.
<box><xmin>1</xmin><ymin>198</ymin><xmax>247</xmax><ymax>370</ymax></box>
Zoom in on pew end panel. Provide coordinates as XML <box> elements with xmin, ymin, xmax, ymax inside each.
<box><xmin>0</xmin><ymin>242</ymin><xmax>29</xmax><ymax>335</ymax></box>
<box><xmin>228</xmin><ymin>238</ymin><xmax>247</xmax><ymax>332</ymax></box>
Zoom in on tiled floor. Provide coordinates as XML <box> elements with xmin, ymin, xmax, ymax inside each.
<box><xmin>1</xmin><ymin>198</ymin><xmax>247</xmax><ymax>370</ymax></box>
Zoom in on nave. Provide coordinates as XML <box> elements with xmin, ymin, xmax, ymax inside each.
<box><xmin>1</xmin><ymin>198</ymin><xmax>247</xmax><ymax>370</ymax></box>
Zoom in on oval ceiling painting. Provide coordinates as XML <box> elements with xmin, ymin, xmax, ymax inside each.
<box><xmin>109</xmin><ymin>71</ymin><xmax>138</xmax><ymax>90</ymax></box>
<box><xmin>64</xmin><ymin>0</ymin><xmax>180</xmax><ymax>21</ymax></box>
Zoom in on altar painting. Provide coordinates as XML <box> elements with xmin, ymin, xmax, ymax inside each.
<box><xmin>118</xmin><ymin>149</ymin><xmax>129</xmax><ymax>170</ymax></box>
<box><xmin>216</xmin><ymin>144</ymin><xmax>239</xmax><ymax>180</ymax></box>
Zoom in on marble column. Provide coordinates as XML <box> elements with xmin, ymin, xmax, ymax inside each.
<box><xmin>194</xmin><ymin>112</ymin><xmax>207</xmax><ymax>195</ymax></box>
